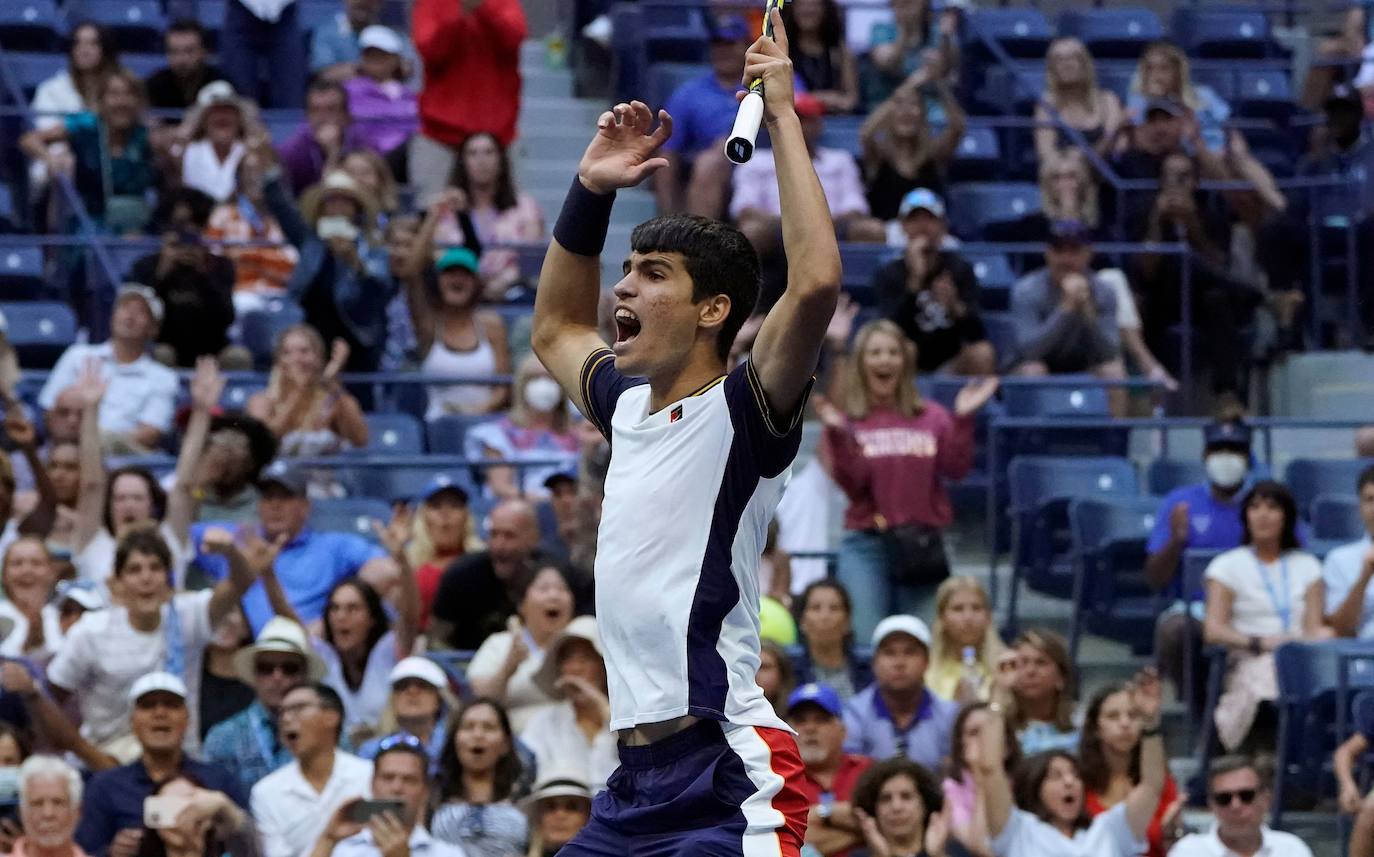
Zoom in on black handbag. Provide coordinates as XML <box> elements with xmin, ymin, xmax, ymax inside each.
<box><xmin>883</xmin><ymin>522</ymin><xmax>951</xmax><ymax>588</ymax></box>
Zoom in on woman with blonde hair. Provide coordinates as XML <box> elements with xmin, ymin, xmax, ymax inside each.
<box><xmin>1039</xmin><ymin>148</ymin><xmax>1100</xmax><ymax>228</ymax></box>
<box><xmin>1008</xmin><ymin>628</ymin><xmax>1080</xmax><ymax>754</ymax></box>
<box><xmin>927</xmin><ymin>576</ymin><xmax>1006</xmax><ymax>703</ymax></box>
<box><xmin>817</xmin><ymin>317</ymin><xmax>998</xmax><ymax>640</ymax></box>
<box><xmin>409</xmin><ymin>479</ymin><xmax>482</xmax><ymax>630</ymax></box>
<box><xmin>247</xmin><ymin>324</ymin><xmax>368</xmax><ymax>497</ymax></box>
<box><xmin>463</xmin><ymin>353</ymin><xmax>576</xmax><ymax>501</ymax></box>
<box><xmin>1035</xmin><ymin>37</ymin><xmax>1124</xmax><ymax>163</ymax></box>
<box><xmin>860</xmin><ymin>68</ymin><xmax>966</xmax><ymax>220</ymax></box>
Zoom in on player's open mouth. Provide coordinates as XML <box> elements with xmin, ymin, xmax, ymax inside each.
<box><xmin>614</xmin><ymin>308</ymin><xmax>641</xmax><ymax>344</ymax></box>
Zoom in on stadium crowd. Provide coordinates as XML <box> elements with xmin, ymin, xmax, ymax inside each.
<box><xmin>1</xmin><ymin>0</ymin><xmax>1374</xmax><ymax>855</ymax></box>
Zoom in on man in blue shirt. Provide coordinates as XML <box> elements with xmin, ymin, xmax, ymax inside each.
<box><xmin>654</xmin><ymin>14</ymin><xmax>751</xmax><ymax>218</ymax></box>
<box><xmin>1146</xmin><ymin>419</ymin><xmax>1254</xmax><ymax>707</ymax></box>
<box><xmin>76</xmin><ymin>673</ymin><xmax>247</xmax><ymax>857</ymax></box>
<box><xmin>1324</xmin><ymin>463</ymin><xmax>1374</xmax><ymax>639</ymax></box>
<box><xmin>191</xmin><ymin>462</ymin><xmax>395</xmax><ymax>633</ymax></box>
<box><xmin>841</xmin><ymin>615</ymin><xmax>957</xmax><ymax>770</ymax></box>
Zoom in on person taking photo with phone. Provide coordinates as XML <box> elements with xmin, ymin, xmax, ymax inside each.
<box><xmin>136</xmin><ymin>773</ymin><xmax>258</xmax><ymax>857</ymax></box>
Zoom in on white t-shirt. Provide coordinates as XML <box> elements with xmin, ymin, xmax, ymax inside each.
<box><xmin>316</xmin><ymin>630</ymin><xmax>401</xmax><ymax>734</ymax></box>
<box><xmin>518</xmin><ymin>701</ymin><xmax>619</xmax><ymax>795</ymax></box>
<box><xmin>37</xmin><ymin>343</ymin><xmax>179</xmax><ymax>435</ymax></box>
<box><xmin>993</xmin><ymin>803</ymin><xmax>1143</xmax><ymax>857</ymax></box>
<box><xmin>75</xmin><ymin>522</ymin><xmax>190</xmax><ymax>590</ymax></box>
<box><xmin>251</xmin><ymin>751</ymin><xmax>374</xmax><ymax>857</ymax></box>
<box><xmin>46</xmin><ymin>589</ymin><xmax>213</xmax><ymax>750</ymax></box>
<box><xmin>1204</xmin><ymin>547</ymin><xmax>1323</xmax><ymax>637</ymax></box>
<box><xmin>1167</xmin><ymin>824</ymin><xmax>1313</xmax><ymax>857</ymax></box>
<box><xmin>465</xmin><ymin>630</ymin><xmax>551</xmax><ymax>732</ymax></box>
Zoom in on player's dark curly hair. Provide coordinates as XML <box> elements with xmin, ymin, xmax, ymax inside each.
<box><xmin>630</xmin><ymin>214</ymin><xmax>760</xmax><ymax>361</ymax></box>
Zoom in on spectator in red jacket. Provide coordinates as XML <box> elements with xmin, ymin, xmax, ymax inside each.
<box><xmin>817</xmin><ymin>317</ymin><xmax>998</xmax><ymax>641</ymax></box>
<box><xmin>410</xmin><ymin>0</ymin><xmax>527</xmax><ymax>203</ymax></box>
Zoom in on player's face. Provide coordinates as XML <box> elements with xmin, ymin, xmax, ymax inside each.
<box><xmin>613</xmin><ymin>252</ymin><xmax>721</xmax><ymax>378</ymax></box>
<box><xmin>873</xmin><ymin>633</ymin><xmax>928</xmax><ymax>695</ymax></box>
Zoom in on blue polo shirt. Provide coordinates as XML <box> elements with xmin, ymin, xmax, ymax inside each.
<box><xmin>841</xmin><ymin>683</ymin><xmax>957</xmax><ymax>770</ymax></box>
<box><xmin>663</xmin><ymin>72</ymin><xmax>742</xmax><ymax>158</ymax></box>
<box><xmin>76</xmin><ymin>757</ymin><xmax>246</xmax><ymax>856</ymax></box>
<box><xmin>191</xmin><ymin>524</ymin><xmax>384</xmax><ymax>633</ymax></box>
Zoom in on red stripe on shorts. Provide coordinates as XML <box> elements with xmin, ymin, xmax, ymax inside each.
<box><xmin>754</xmin><ymin>726</ymin><xmax>811</xmax><ymax>857</ymax></box>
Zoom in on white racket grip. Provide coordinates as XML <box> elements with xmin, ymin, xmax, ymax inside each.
<box><xmin>724</xmin><ymin>91</ymin><xmax>765</xmax><ymax>164</ymax></box>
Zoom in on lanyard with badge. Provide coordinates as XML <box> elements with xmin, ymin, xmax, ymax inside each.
<box><xmin>1251</xmin><ymin>548</ymin><xmax>1292</xmax><ymax>630</ymax></box>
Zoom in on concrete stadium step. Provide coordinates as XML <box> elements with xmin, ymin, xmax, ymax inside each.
<box><xmin>523</xmin><ymin>68</ymin><xmax>572</xmax><ymax>98</ymax></box>
<box><xmin>518</xmin><ymin>96</ymin><xmax>605</xmax><ymax>128</ymax></box>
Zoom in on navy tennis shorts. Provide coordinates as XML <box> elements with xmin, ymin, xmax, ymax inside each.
<box><xmin>559</xmin><ymin>718</ymin><xmax>809</xmax><ymax>857</ymax></box>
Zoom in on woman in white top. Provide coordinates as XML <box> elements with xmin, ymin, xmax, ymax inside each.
<box><xmin>309</xmin><ymin>507</ymin><xmax>420</xmax><ymax>742</ymax></box>
<box><xmin>0</xmin><ymin>536</ymin><xmax>64</xmax><ymax>662</ymax></box>
<box><xmin>1203</xmin><ymin>480</ymin><xmax>1332</xmax><ymax>752</ymax></box>
<box><xmin>29</xmin><ymin>23</ymin><xmax>120</xmax><ymax>189</ymax></box>
<box><xmin>519</xmin><ymin>616</ymin><xmax>618</xmax><ymax>795</ymax></box>
<box><xmin>467</xmin><ymin>563</ymin><xmax>576</xmax><ymax>731</ymax></box>
<box><xmin>464</xmin><ymin>355</ymin><xmax>579</xmax><ymax>501</ymax></box>
<box><xmin>72</xmin><ymin>354</ymin><xmax>223</xmax><ymax>588</ymax></box>
<box><xmin>417</xmin><ymin>244</ymin><xmax>511</xmax><ymax>420</ymax></box>
<box><xmin>975</xmin><ymin>670</ymin><xmax>1165</xmax><ymax>857</ymax></box>
<box><xmin>174</xmin><ymin>81</ymin><xmax>261</xmax><ymax>203</ymax></box>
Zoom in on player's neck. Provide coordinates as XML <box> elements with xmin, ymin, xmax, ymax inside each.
<box><xmin>647</xmin><ymin>352</ymin><xmax>727</xmax><ymax>414</ymax></box>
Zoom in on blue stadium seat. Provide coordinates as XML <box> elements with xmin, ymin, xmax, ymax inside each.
<box><xmin>238</xmin><ymin>299</ymin><xmax>305</xmax><ymax>369</ymax></box>
<box><xmin>1057</xmin><ymin>7</ymin><xmax>1163</xmax><ymax>59</ymax></box>
<box><xmin>1005</xmin><ymin>456</ymin><xmax>1139</xmax><ymax>632</ymax></box>
<box><xmin>0</xmin><ymin>301</ymin><xmax>76</xmax><ymax>367</ymax></box>
<box><xmin>0</xmin><ymin>247</ymin><xmax>45</xmax><ymax>299</ymax></box>
<box><xmin>295</xmin><ymin>0</ymin><xmax>339</xmax><ymax>35</ymax></box>
<box><xmin>426</xmin><ymin>650</ymin><xmax>478</xmax><ymax>683</ymax></box>
<box><xmin>646</xmin><ymin>63</ymin><xmax>707</xmax><ymax>117</ymax></box>
<box><xmin>426</xmin><ymin>414</ymin><xmax>498</xmax><ymax>455</ymax></box>
<box><xmin>1189</xmin><ymin>65</ymin><xmax>1238</xmax><ymax>101</ymax></box>
<box><xmin>1310</xmin><ymin>493</ymin><xmax>1363</xmax><ymax>557</ymax></box>
<box><xmin>965</xmin><ymin>8</ymin><xmax>1053</xmax><ymax>59</ymax></box>
<box><xmin>5</xmin><ymin>52</ymin><xmax>66</xmax><ymax>101</ymax></box>
<box><xmin>1285</xmin><ymin>458</ymin><xmax>1373</xmax><ymax>517</ymax></box>
<box><xmin>352</xmin><ymin>466</ymin><xmax>478</xmax><ymax>504</ymax></box>
<box><xmin>0</xmin><ymin>184</ymin><xmax>17</xmax><ymax>234</ymax></box>
<box><xmin>120</xmin><ymin>52</ymin><xmax>165</xmax><ymax>80</ymax></box>
<box><xmin>1002</xmin><ymin>380</ymin><xmax>1111</xmax><ymax>419</ymax></box>
<box><xmin>1171</xmin><ymin>7</ymin><xmax>1274</xmax><ymax>59</ymax></box>
<box><xmin>818</xmin><ymin>115</ymin><xmax>863</xmax><ymax>158</ymax></box>
<box><xmin>946</xmin><ymin>183</ymin><xmax>1041</xmax><ymax>240</ymax></box>
<box><xmin>218</xmin><ymin>382</ymin><xmax>263</xmax><ymax>412</ymax></box>
<box><xmin>356</xmin><ymin>413</ymin><xmax>425</xmax><ymax>455</ymax></box>
<box><xmin>838</xmin><ymin>243</ymin><xmax>898</xmax><ymax>307</ymax></box>
<box><xmin>973</xmin><ymin>66</ymin><xmax>1044</xmax><ymax>116</ymax></box>
<box><xmin>1234</xmin><ymin>69</ymin><xmax>1295</xmax><ymax>121</ymax></box>
<box><xmin>196</xmin><ymin>0</ymin><xmax>225</xmax><ymax>50</ymax></box>
<box><xmin>981</xmin><ymin>312</ymin><xmax>1016</xmax><ymax>369</ymax></box>
<box><xmin>309</xmin><ymin>497</ymin><xmax>392</xmax><ymax>539</ymax></box>
<box><xmin>949</xmin><ymin>126</ymin><xmax>1002</xmax><ymax>182</ymax></box>
<box><xmin>642</xmin><ymin>5</ymin><xmax>708</xmax><ymax>65</ymax></box>
<box><xmin>967</xmin><ymin>252</ymin><xmax>1014</xmax><ymax>311</ymax></box>
<box><xmin>0</xmin><ymin>0</ymin><xmax>61</xmax><ymax>53</ymax></box>
<box><xmin>1356</xmin><ymin>691</ymin><xmax>1374</xmax><ymax>792</ymax></box>
<box><xmin>1146</xmin><ymin>458</ymin><xmax>1205</xmax><ymax>496</ymax></box>
<box><xmin>1068</xmin><ymin>495</ymin><xmax>1160</xmax><ymax>660</ymax></box>
<box><xmin>77</xmin><ymin>0</ymin><xmax>167</xmax><ymax>53</ymax></box>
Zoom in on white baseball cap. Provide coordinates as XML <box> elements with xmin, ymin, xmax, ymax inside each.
<box><xmin>389</xmin><ymin>656</ymin><xmax>448</xmax><ymax>690</ymax></box>
<box><xmin>358</xmin><ymin>25</ymin><xmax>404</xmax><ymax>55</ymax></box>
<box><xmin>128</xmin><ymin>671</ymin><xmax>188</xmax><ymax>703</ymax></box>
<box><xmin>871</xmin><ymin>615</ymin><xmax>932</xmax><ymax>650</ymax></box>
<box><xmin>116</xmin><ymin>283</ymin><xmax>165</xmax><ymax>324</ymax></box>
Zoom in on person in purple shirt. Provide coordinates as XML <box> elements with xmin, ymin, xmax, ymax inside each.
<box><xmin>654</xmin><ymin>14</ymin><xmax>751</xmax><ymax>218</ymax></box>
<box><xmin>276</xmin><ymin>80</ymin><xmax>368</xmax><ymax>196</ymax></box>
<box><xmin>343</xmin><ymin>26</ymin><xmax>418</xmax><ymax>156</ymax></box>
<box><xmin>841</xmin><ymin>615</ymin><xmax>957</xmax><ymax>770</ymax></box>
<box><xmin>1146</xmin><ymin>419</ymin><xmax>1256</xmax><ymax>710</ymax></box>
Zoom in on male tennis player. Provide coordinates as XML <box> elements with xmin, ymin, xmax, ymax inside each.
<box><xmin>530</xmin><ymin>10</ymin><xmax>839</xmax><ymax>856</ymax></box>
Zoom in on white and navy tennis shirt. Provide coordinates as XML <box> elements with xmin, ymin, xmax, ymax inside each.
<box><xmin>579</xmin><ymin>348</ymin><xmax>810</xmax><ymax>733</ymax></box>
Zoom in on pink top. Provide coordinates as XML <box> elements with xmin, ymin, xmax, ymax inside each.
<box><xmin>435</xmin><ymin>193</ymin><xmax>546</xmax><ymax>297</ymax></box>
<box><xmin>941</xmin><ymin>773</ymin><xmax>978</xmax><ymax>830</ymax></box>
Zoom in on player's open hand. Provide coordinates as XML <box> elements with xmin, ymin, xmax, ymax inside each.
<box><xmin>740</xmin><ymin>8</ymin><xmax>796</xmax><ymax>123</ymax></box>
<box><xmin>578</xmin><ymin>101</ymin><xmax>673</xmax><ymax>195</ymax></box>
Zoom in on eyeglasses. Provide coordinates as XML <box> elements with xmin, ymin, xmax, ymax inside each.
<box><xmin>1210</xmin><ymin>789</ymin><xmax>1258</xmax><ymax>807</ymax></box>
<box><xmin>255</xmin><ymin>660</ymin><xmax>304</xmax><ymax>677</ymax></box>
<box><xmin>279</xmin><ymin>700</ymin><xmax>320</xmax><ymax>717</ymax></box>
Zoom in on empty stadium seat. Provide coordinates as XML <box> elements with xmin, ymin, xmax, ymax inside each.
<box><xmin>120</xmin><ymin>52</ymin><xmax>165</xmax><ymax>80</ymax></box>
<box><xmin>1285</xmin><ymin>458</ymin><xmax>1373</xmax><ymax>516</ymax></box>
<box><xmin>195</xmin><ymin>0</ymin><xmax>224</xmax><ymax>49</ymax></box>
<box><xmin>1310</xmin><ymin>493</ymin><xmax>1363</xmax><ymax>556</ymax></box>
<box><xmin>309</xmin><ymin>497</ymin><xmax>392</xmax><ymax>539</ymax></box>
<box><xmin>219</xmin><ymin>382</ymin><xmax>263</xmax><ymax>412</ymax></box>
<box><xmin>352</xmin><ymin>466</ymin><xmax>478</xmax><ymax>504</ymax></box>
<box><xmin>1171</xmin><ymin>7</ymin><xmax>1274</xmax><ymax>59</ymax></box>
<box><xmin>965</xmin><ymin>8</ymin><xmax>1053</xmax><ymax>59</ymax></box>
<box><xmin>838</xmin><ymin>243</ymin><xmax>898</xmax><ymax>305</ymax></box>
<box><xmin>646</xmin><ymin>63</ymin><xmax>707</xmax><ymax>116</ymax></box>
<box><xmin>1234</xmin><ymin>68</ymin><xmax>1295</xmax><ymax>121</ymax></box>
<box><xmin>238</xmin><ymin>299</ymin><xmax>305</xmax><ymax>369</ymax></box>
<box><xmin>946</xmin><ymin>183</ymin><xmax>1041</xmax><ymax>240</ymax></box>
<box><xmin>1002</xmin><ymin>380</ymin><xmax>1111</xmax><ymax>418</ymax></box>
<box><xmin>818</xmin><ymin>115</ymin><xmax>864</xmax><ymax>158</ymax></box>
<box><xmin>1068</xmin><ymin>495</ymin><xmax>1160</xmax><ymax>659</ymax></box>
<box><xmin>76</xmin><ymin>0</ymin><xmax>167</xmax><ymax>53</ymax></box>
<box><xmin>5</xmin><ymin>52</ymin><xmax>65</xmax><ymax>101</ymax></box>
<box><xmin>356</xmin><ymin>413</ymin><xmax>425</xmax><ymax>456</ymax></box>
<box><xmin>1146</xmin><ymin>458</ymin><xmax>1205</xmax><ymax>496</ymax></box>
<box><xmin>0</xmin><ymin>0</ymin><xmax>61</xmax><ymax>53</ymax></box>
<box><xmin>0</xmin><ymin>301</ymin><xmax>76</xmax><ymax>367</ymax></box>
<box><xmin>0</xmin><ymin>185</ymin><xmax>17</xmax><ymax>233</ymax></box>
<box><xmin>1058</xmin><ymin>7</ymin><xmax>1163</xmax><ymax>59</ymax></box>
<box><xmin>642</xmin><ymin>4</ymin><xmax>709</xmax><ymax>65</ymax></box>
<box><xmin>426</xmin><ymin>414</ymin><xmax>498</xmax><ymax>455</ymax></box>
<box><xmin>967</xmin><ymin>252</ymin><xmax>1014</xmax><ymax>311</ymax></box>
<box><xmin>949</xmin><ymin>126</ymin><xmax>1002</xmax><ymax>182</ymax></box>
<box><xmin>0</xmin><ymin>247</ymin><xmax>45</xmax><ymax>299</ymax></box>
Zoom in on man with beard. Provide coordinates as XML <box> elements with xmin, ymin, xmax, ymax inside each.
<box><xmin>787</xmin><ymin>683</ymin><xmax>872</xmax><ymax>857</ymax></box>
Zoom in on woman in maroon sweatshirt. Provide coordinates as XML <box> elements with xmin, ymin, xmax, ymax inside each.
<box><xmin>818</xmin><ymin>318</ymin><xmax>998</xmax><ymax>642</ymax></box>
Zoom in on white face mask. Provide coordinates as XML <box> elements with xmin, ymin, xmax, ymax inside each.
<box><xmin>316</xmin><ymin>216</ymin><xmax>359</xmax><ymax>241</ymax></box>
<box><xmin>1204</xmin><ymin>452</ymin><xmax>1249</xmax><ymax>490</ymax></box>
<box><xmin>523</xmin><ymin>377</ymin><xmax>564</xmax><ymax>413</ymax></box>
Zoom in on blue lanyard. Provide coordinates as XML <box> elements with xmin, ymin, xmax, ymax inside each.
<box><xmin>1252</xmin><ymin>550</ymin><xmax>1292</xmax><ymax>631</ymax></box>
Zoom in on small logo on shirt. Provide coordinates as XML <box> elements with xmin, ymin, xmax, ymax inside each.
<box><xmin>670</xmin><ymin>405</ymin><xmax>684</xmax><ymax>423</ymax></box>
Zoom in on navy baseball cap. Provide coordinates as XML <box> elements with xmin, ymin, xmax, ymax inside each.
<box><xmin>258</xmin><ymin>460</ymin><xmax>308</xmax><ymax>496</ymax></box>
<box><xmin>786</xmin><ymin>682</ymin><xmax>843</xmax><ymax>718</ymax></box>
<box><xmin>1203</xmin><ymin>420</ymin><xmax>1252</xmax><ymax>450</ymax></box>
<box><xmin>419</xmin><ymin>474</ymin><xmax>470</xmax><ymax>504</ymax></box>
<box><xmin>709</xmin><ymin>14</ymin><xmax>751</xmax><ymax>42</ymax></box>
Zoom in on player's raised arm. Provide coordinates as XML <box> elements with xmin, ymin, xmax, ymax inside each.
<box><xmin>746</xmin><ymin>9</ymin><xmax>843</xmax><ymax>416</ymax></box>
<box><xmin>531</xmin><ymin>101</ymin><xmax>673</xmax><ymax>412</ymax></box>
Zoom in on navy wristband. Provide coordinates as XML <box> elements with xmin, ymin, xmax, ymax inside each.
<box><xmin>553</xmin><ymin>176</ymin><xmax>616</xmax><ymax>257</ymax></box>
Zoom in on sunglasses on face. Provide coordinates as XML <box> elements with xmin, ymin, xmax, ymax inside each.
<box><xmin>1210</xmin><ymin>789</ymin><xmax>1258</xmax><ymax>807</ymax></box>
<box><xmin>255</xmin><ymin>660</ymin><xmax>304</xmax><ymax>677</ymax></box>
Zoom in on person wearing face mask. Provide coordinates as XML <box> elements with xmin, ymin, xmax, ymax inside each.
<box><xmin>464</xmin><ymin>354</ymin><xmax>579</xmax><ymax>503</ymax></box>
<box><xmin>1146</xmin><ymin>420</ymin><xmax>1259</xmax><ymax>709</ymax></box>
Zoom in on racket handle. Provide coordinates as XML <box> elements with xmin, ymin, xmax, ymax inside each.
<box><xmin>724</xmin><ymin>91</ymin><xmax>765</xmax><ymax>165</ymax></box>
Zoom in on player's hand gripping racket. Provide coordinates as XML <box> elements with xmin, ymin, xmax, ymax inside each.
<box><xmin>724</xmin><ymin>0</ymin><xmax>786</xmax><ymax>165</ymax></box>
